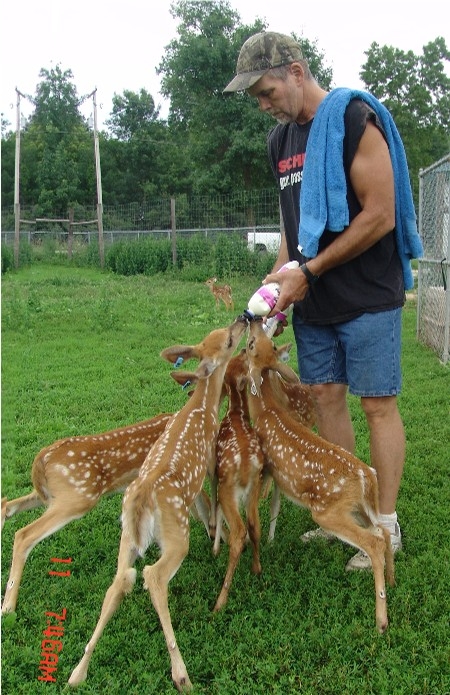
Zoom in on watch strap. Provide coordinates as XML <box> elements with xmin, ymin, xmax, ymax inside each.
<box><xmin>300</xmin><ymin>263</ymin><xmax>320</xmax><ymax>285</ymax></box>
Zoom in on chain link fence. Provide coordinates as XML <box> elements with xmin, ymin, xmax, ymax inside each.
<box><xmin>417</xmin><ymin>154</ymin><xmax>450</xmax><ymax>364</ymax></box>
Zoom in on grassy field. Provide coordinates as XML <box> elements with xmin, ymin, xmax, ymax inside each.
<box><xmin>1</xmin><ymin>264</ymin><xmax>449</xmax><ymax>695</ymax></box>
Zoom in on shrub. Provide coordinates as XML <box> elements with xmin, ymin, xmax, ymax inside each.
<box><xmin>1</xmin><ymin>244</ymin><xmax>13</xmax><ymax>274</ymax></box>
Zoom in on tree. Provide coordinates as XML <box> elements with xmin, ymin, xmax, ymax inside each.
<box><xmin>360</xmin><ymin>37</ymin><xmax>450</xmax><ymax>199</ymax></box>
<box><xmin>158</xmin><ymin>0</ymin><xmax>333</xmax><ymax>198</ymax></box>
<box><xmin>32</xmin><ymin>65</ymin><xmax>86</xmax><ymax>133</ymax></box>
<box><xmin>105</xmin><ymin>89</ymin><xmax>160</xmax><ymax>141</ymax></box>
<box><xmin>1</xmin><ymin>132</ymin><xmax>15</xmax><ymax>207</ymax></box>
<box><xmin>102</xmin><ymin>89</ymin><xmax>172</xmax><ymax>201</ymax></box>
<box><xmin>0</xmin><ymin>65</ymin><xmax>97</xmax><ymax>215</ymax></box>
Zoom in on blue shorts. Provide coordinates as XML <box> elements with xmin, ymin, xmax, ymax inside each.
<box><xmin>292</xmin><ymin>308</ymin><xmax>403</xmax><ymax>397</ymax></box>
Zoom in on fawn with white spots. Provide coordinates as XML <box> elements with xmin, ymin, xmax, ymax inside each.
<box><xmin>212</xmin><ymin>349</ymin><xmax>267</xmax><ymax>612</ymax></box>
<box><xmin>212</xmin><ymin>344</ymin><xmax>316</xmax><ymax>612</ymax></box>
<box><xmin>68</xmin><ymin>317</ymin><xmax>247</xmax><ymax>693</ymax></box>
<box><xmin>259</xmin><ymin>341</ymin><xmax>316</xmax><ymax>542</ymax></box>
<box><xmin>245</xmin><ymin>320</ymin><xmax>395</xmax><ymax>634</ymax></box>
<box><xmin>205</xmin><ymin>277</ymin><xmax>234</xmax><ymax>310</ymax></box>
<box><xmin>1</xmin><ymin>413</ymin><xmax>174</xmax><ymax>615</ymax></box>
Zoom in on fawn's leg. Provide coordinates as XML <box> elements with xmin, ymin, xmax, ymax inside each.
<box><xmin>2</xmin><ymin>491</ymin><xmax>43</xmax><ymax>528</ymax></box>
<box><xmin>213</xmin><ymin>484</ymin><xmax>247</xmax><ymax>612</ymax></box>
<box><xmin>2</xmin><ymin>501</ymin><xmax>93</xmax><ymax>614</ymax></box>
<box><xmin>143</xmin><ymin>525</ymin><xmax>192</xmax><ymax>692</ymax></box>
<box><xmin>246</xmin><ymin>478</ymin><xmax>263</xmax><ymax>575</ymax></box>
<box><xmin>208</xmin><ymin>470</ymin><xmax>218</xmax><ymax>540</ymax></box>
<box><xmin>313</xmin><ymin>509</ymin><xmax>393</xmax><ymax>633</ymax></box>
<box><xmin>68</xmin><ymin>534</ymin><xmax>138</xmax><ymax>686</ymax></box>
<box><xmin>268</xmin><ymin>480</ymin><xmax>281</xmax><ymax>542</ymax></box>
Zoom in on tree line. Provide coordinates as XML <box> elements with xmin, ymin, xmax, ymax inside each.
<box><xmin>1</xmin><ymin>0</ymin><xmax>449</xmax><ymax>220</ymax></box>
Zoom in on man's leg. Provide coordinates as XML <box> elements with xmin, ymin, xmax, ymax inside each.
<box><xmin>301</xmin><ymin>382</ymin><xmax>356</xmax><ymax>542</ymax></box>
<box><xmin>361</xmin><ymin>395</ymin><xmax>405</xmax><ymax>514</ymax></box>
<box><xmin>345</xmin><ymin>394</ymin><xmax>404</xmax><ymax>570</ymax></box>
<box><xmin>310</xmin><ymin>382</ymin><xmax>355</xmax><ymax>454</ymax></box>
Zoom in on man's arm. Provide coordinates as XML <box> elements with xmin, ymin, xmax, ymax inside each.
<box><xmin>272</xmin><ymin>202</ymin><xmax>290</xmax><ymax>272</ymax></box>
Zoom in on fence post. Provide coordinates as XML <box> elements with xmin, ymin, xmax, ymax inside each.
<box><xmin>92</xmin><ymin>89</ymin><xmax>105</xmax><ymax>268</ymax></box>
<box><xmin>171</xmin><ymin>197</ymin><xmax>177</xmax><ymax>266</ymax></box>
<box><xmin>68</xmin><ymin>208</ymin><xmax>74</xmax><ymax>260</ymax></box>
<box><xmin>14</xmin><ymin>90</ymin><xmax>22</xmax><ymax>269</ymax></box>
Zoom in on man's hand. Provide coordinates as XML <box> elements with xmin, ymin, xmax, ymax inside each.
<box><xmin>262</xmin><ymin>267</ymin><xmax>309</xmax><ymax>316</ymax></box>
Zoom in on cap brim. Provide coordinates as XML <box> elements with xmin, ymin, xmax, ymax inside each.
<box><xmin>223</xmin><ymin>69</ymin><xmax>268</xmax><ymax>93</ymax></box>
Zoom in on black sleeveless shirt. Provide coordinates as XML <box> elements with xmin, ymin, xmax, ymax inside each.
<box><xmin>267</xmin><ymin>99</ymin><xmax>405</xmax><ymax>324</ymax></box>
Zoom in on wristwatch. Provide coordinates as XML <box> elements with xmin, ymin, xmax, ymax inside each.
<box><xmin>300</xmin><ymin>263</ymin><xmax>320</xmax><ymax>285</ymax></box>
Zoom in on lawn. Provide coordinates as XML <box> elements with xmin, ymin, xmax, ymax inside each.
<box><xmin>1</xmin><ymin>264</ymin><xmax>449</xmax><ymax>695</ymax></box>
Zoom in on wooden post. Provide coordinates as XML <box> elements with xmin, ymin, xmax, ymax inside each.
<box><xmin>171</xmin><ymin>197</ymin><xmax>177</xmax><ymax>266</ymax></box>
<box><xmin>14</xmin><ymin>89</ymin><xmax>22</xmax><ymax>268</ymax></box>
<box><xmin>68</xmin><ymin>208</ymin><xmax>74</xmax><ymax>260</ymax></box>
<box><xmin>92</xmin><ymin>89</ymin><xmax>105</xmax><ymax>268</ymax></box>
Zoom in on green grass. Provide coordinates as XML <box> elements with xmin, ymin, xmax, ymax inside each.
<box><xmin>2</xmin><ymin>265</ymin><xmax>449</xmax><ymax>695</ymax></box>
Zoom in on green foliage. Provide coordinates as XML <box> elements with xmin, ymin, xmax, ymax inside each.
<box><xmin>1</xmin><ymin>243</ymin><xmax>13</xmax><ymax>273</ymax></box>
<box><xmin>105</xmin><ymin>89</ymin><xmax>160</xmax><ymax>140</ymax></box>
<box><xmin>1</xmin><ymin>2</ymin><xmax>448</xmax><ymax>211</ymax></box>
<box><xmin>175</xmin><ymin>233</ymin><xmax>216</xmax><ymax>277</ymax></box>
<box><xmin>361</xmin><ymin>37</ymin><xmax>450</xmax><ymax>200</ymax></box>
<box><xmin>1</xmin><ymin>266</ymin><xmax>449</xmax><ymax>694</ymax></box>
<box><xmin>103</xmin><ymin>89</ymin><xmax>171</xmax><ymax>200</ymax></box>
<box><xmin>105</xmin><ymin>238</ymin><xmax>171</xmax><ymax>275</ymax></box>
<box><xmin>0</xmin><ymin>133</ymin><xmax>15</xmax><ymax>206</ymax></box>
<box><xmin>17</xmin><ymin>65</ymin><xmax>95</xmax><ymax>216</ymax></box>
<box><xmin>18</xmin><ymin>242</ymin><xmax>33</xmax><ymax>267</ymax></box>
<box><xmin>32</xmin><ymin>65</ymin><xmax>86</xmax><ymax>132</ymax></box>
<box><xmin>158</xmin><ymin>2</ymin><xmax>334</xmax><ymax>196</ymax></box>
<box><xmin>214</xmin><ymin>233</ymin><xmax>259</xmax><ymax>276</ymax></box>
<box><xmin>103</xmin><ymin>235</ymin><xmax>271</xmax><ymax>279</ymax></box>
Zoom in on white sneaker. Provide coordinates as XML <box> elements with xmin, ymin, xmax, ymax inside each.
<box><xmin>301</xmin><ymin>527</ymin><xmax>335</xmax><ymax>543</ymax></box>
<box><xmin>345</xmin><ymin>524</ymin><xmax>402</xmax><ymax>571</ymax></box>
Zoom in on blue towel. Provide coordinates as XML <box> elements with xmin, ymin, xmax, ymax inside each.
<box><xmin>298</xmin><ymin>88</ymin><xmax>423</xmax><ymax>290</ymax></box>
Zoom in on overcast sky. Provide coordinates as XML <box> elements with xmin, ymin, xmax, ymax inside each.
<box><xmin>1</xmin><ymin>0</ymin><xmax>448</xmax><ymax>131</ymax></box>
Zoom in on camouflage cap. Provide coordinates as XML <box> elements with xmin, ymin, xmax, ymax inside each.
<box><xmin>223</xmin><ymin>31</ymin><xmax>303</xmax><ymax>92</ymax></box>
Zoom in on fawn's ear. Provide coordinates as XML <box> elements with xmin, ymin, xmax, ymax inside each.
<box><xmin>275</xmin><ymin>361</ymin><xmax>300</xmax><ymax>384</ymax></box>
<box><xmin>195</xmin><ymin>357</ymin><xmax>218</xmax><ymax>379</ymax></box>
<box><xmin>170</xmin><ymin>371</ymin><xmax>197</xmax><ymax>396</ymax></box>
<box><xmin>236</xmin><ymin>372</ymin><xmax>249</xmax><ymax>391</ymax></box>
<box><xmin>275</xmin><ymin>343</ymin><xmax>293</xmax><ymax>363</ymax></box>
<box><xmin>160</xmin><ymin>345</ymin><xmax>199</xmax><ymax>364</ymax></box>
<box><xmin>1</xmin><ymin>497</ymin><xmax>7</xmax><ymax>529</ymax></box>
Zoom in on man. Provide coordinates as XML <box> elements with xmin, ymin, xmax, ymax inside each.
<box><xmin>224</xmin><ymin>31</ymin><xmax>423</xmax><ymax>569</ymax></box>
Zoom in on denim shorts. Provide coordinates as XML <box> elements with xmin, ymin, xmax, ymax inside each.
<box><xmin>292</xmin><ymin>308</ymin><xmax>403</xmax><ymax>397</ymax></box>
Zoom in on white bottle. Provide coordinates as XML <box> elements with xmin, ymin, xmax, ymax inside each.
<box><xmin>263</xmin><ymin>303</ymin><xmax>293</xmax><ymax>338</ymax></box>
<box><xmin>246</xmin><ymin>260</ymin><xmax>299</xmax><ymax>317</ymax></box>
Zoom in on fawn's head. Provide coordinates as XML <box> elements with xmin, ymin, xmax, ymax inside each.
<box><xmin>246</xmin><ymin>320</ymin><xmax>298</xmax><ymax>396</ymax></box>
<box><xmin>161</xmin><ymin>317</ymin><xmax>248</xmax><ymax>385</ymax></box>
<box><xmin>222</xmin><ymin>348</ymin><xmax>249</xmax><ymax>396</ymax></box>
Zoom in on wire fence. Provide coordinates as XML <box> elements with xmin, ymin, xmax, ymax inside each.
<box><xmin>417</xmin><ymin>154</ymin><xmax>450</xmax><ymax>364</ymax></box>
<box><xmin>1</xmin><ymin>189</ymin><xmax>281</xmax><ymax>236</ymax></box>
<box><xmin>1</xmin><ymin>190</ymin><xmax>282</xmax><ymax>263</ymax></box>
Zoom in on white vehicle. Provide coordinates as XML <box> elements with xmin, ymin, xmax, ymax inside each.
<box><xmin>247</xmin><ymin>227</ymin><xmax>281</xmax><ymax>253</ymax></box>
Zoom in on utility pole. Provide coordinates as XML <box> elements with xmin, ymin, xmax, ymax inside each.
<box><xmin>91</xmin><ymin>89</ymin><xmax>105</xmax><ymax>268</ymax></box>
<box><xmin>14</xmin><ymin>89</ymin><xmax>22</xmax><ymax>268</ymax></box>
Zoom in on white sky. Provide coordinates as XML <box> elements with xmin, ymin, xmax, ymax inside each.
<box><xmin>1</xmin><ymin>0</ymin><xmax>449</xmax><ymax>131</ymax></box>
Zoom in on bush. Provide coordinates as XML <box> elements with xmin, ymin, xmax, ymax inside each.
<box><xmin>105</xmin><ymin>238</ymin><xmax>172</xmax><ymax>276</ymax></box>
<box><xmin>4</xmin><ymin>233</ymin><xmax>279</xmax><ymax>280</ymax></box>
<box><xmin>215</xmin><ymin>233</ymin><xmax>253</xmax><ymax>275</ymax></box>
<box><xmin>1</xmin><ymin>244</ymin><xmax>13</xmax><ymax>274</ymax></box>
